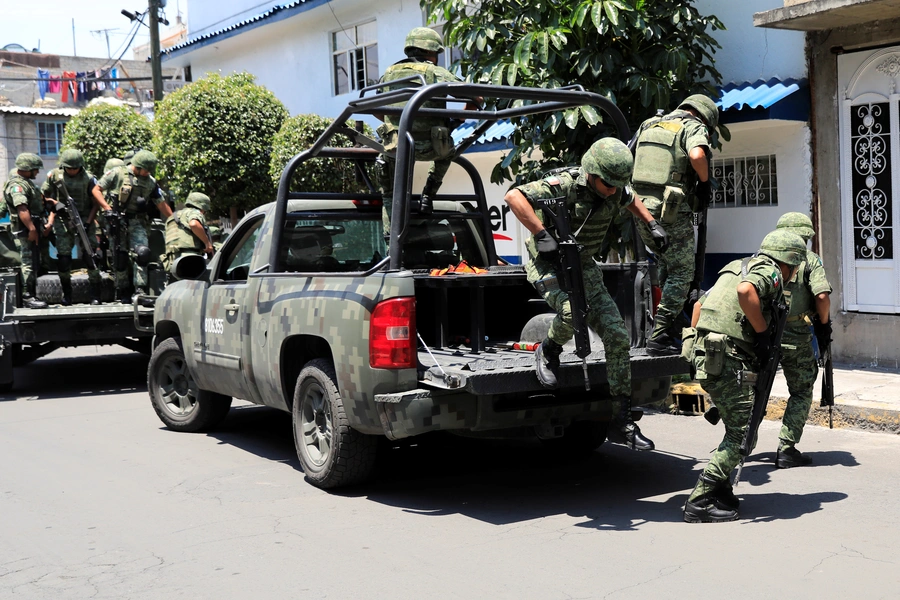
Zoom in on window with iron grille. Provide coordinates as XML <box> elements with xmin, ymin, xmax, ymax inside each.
<box><xmin>710</xmin><ymin>154</ymin><xmax>778</xmax><ymax>208</ymax></box>
<box><xmin>332</xmin><ymin>21</ymin><xmax>378</xmax><ymax>96</ymax></box>
<box><xmin>36</xmin><ymin>121</ymin><xmax>66</xmax><ymax>156</ymax></box>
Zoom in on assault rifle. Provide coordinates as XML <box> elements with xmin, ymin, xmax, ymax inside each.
<box><xmin>820</xmin><ymin>343</ymin><xmax>834</xmax><ymax>429</ymax></box>
<box><xmin>103</xmin><ymin>193</ymin><xmax>128</xmax><ymax>301</ymax></box>
<box><xmin>52</xmin><ymin>179</ymin><xmax>100</xmax><ymax>271</ymax></box>
<box><xmin>29</xmin><ymin>213</ymin><xmax>46</xmax><ymax>290</ymax></box>
<box><xmin>733</xmin><ymin>299</ymin><xmax>789</xmax><ymax>486</ymax></box>
<box><xmin>535</xmin><ymin>195</ymin><xmax>591</xmax><ymax>390</ymax></box>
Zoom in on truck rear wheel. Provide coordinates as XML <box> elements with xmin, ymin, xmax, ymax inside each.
<box><xmin>148</xmin><ymin>337</ymin><xmax>232</xmax><ymax>432</ymax></box>
<box><xmin>292</xmin><ymin>358</ymin><xmax>378</xmax><ymax>489</ymax></box>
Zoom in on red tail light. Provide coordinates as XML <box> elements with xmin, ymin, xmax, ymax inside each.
<box><xmin>651</xmin><ymin>285</ymin><xmax>662</xmax><ymax>317</ymax></box>
<box><xmin>369</xmin><ymin>297</ymin><xmax>416</xmax><ymax>369</ymax></box>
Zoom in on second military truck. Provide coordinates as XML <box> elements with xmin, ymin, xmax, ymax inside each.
<box><xmin>147</xmin><ymin>84</ymin><xmax>687</xmax><ymax>488</ymax></box>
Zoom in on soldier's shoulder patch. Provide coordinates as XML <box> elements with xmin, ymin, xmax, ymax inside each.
<box><xmin>12</xmin><ymin>185</ymin><xmax>24</xmax><ymax>194</ymax></box>
<box><xmin>544</xmin><ymin>176</ymin><xmax>561</xmax><ymax>186</ymax></box>
<box><xmin>771</xmin><ymin>270</ymin><xmax>780</xmax><ymax>287</ymax></box>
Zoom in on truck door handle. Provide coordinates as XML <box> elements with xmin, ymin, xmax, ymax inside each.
<box><xmin>224</xmin><ymin>303</ymin><xmax>240</xmax><ymax>312</ymax></box>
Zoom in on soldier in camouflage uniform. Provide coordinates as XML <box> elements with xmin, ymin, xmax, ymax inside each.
<box><xmin>773</xmin><ymin>212</ymin><xmax>833</xmax><ymax>469</ymax></box>
<box><xmin>682</xmin><ymin>230</ymin><xmax>807</xmax><ymax>523</ymax></box>
<box><xmin>92</xmin><ymin>150</ymin><xmax>172</xmax><ymax>301</ymax></box>
<box><xmin>504</xmin><ymin>138</ymin><xmax>669</xmax><ymax>451</ymax></box>
<box><xmin>3</xmin><ymin>153</ymin><xmax>52</xmax><ymax>309</ymax></box>
<box><xmin>376</xmin><ymin>27</ymin><xmax>477</xmax><ymax>235</ymax></box>
<box><xmin>163</xmin><ymin>192</ymin><xmax>214</xmax><ymax>275</ymax></box>
<box><xmin>103</xmin><ymin>158</ymin><xmax>125</xmax><ymax>174</ymax></box>
<box><xmin>632</xmin><ymin>94</ymin><xmax>719</xmax><ymax>356</ymax></box>
<box><xmin>41</xmin><ymin>149</ymin><xmax>103</xmax><ymax>305</ymax></box>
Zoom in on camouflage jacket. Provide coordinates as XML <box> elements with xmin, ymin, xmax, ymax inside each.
<box><xmin>41</xmin><ymin>167</ymin><xmax>97</xmax><ymax>222</ymax></box>
<box><xmin>515</xmin><ymin>167</ymin><xmax>633</xmax><ymax>266</ymax></box>
<box><xmin>3</xmin><ymin>174</ymin><xmax>44</xmax><ymax>230</ymax></box>
<box><xmin>96</xmin><ymin>165</ymin><xmax>163</xmax><ymax>214</ymax></box>
<box><xmin>784</xmin><ymin>249</ymin><xmax>832</xmax><ymax>334</ymax></box>
<box><xmin>165</xmin><ymin>207</ymin><xmax>206</xmax><ymax>254</ymax></box>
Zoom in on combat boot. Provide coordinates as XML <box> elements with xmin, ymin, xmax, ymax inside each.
<box><xmin>683</xmin><ymin>474</ymin><xmax>740</xmax><ymax>523</ymax></box>
<box><xmin>89</xmin><ymin>282</ymin><xmax>102</xmax><ymax>306</ymax></box>
<box><xmin>22</xmin><ymin>293</ymin><xmax>47</xmax><ymax>310</ymax></box>
<box><xmin>776</xmin><ymin>446</ymin><xmax>812</xmax><ymax>469</ymax></box>
<box><xmin>418</xmin><ymin>175</ymin><xmax>440</xmax><ymax>215</ymax></box>
<box><xmin>534</xmin><ymin>338</ymin><xmax>563</xmax><ymax>388</ymax></box>
<box><xmin>606</xmin><ymin>396</ymin><xmax>655</xmax><ymax>451</ymax></box>
<box><xmin>646</xmin><ymin>330</ymin><xmax>679</xmax><ymax>357</ymax></box>
<box><xmin>60</xmin><ymin>280</ymin><xmax>73</xmax><ymax>306</ymax></box>
<box><xmin>58</xmin><ymin>256</ymin><xmax>73</xmax><ymax>306</ymax></box>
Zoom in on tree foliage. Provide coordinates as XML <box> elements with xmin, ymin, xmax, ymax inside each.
<box><xmin>269</xmin><ymin>114</ymin><xmax>375</xmax><ymax>193</ymax></box>
<box><xmin>153</xmin><ymin>72</ymin><xmax>288</xmax><ymax>215</ymax></box>
<box><xmin>422</xmin><ymin>0</ymin><xmax>726</xmax><ymax>184</ymax></box>
<box><xmin>60</xmin><ymin>102</ymin><xmax>152</xmax><ymax>177</ymax></box>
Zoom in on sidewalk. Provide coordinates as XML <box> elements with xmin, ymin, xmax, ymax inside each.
<box><xmin>669</xmin><ymin>364</ymin><xmax>900</xmax><ymax>434</ymax></box>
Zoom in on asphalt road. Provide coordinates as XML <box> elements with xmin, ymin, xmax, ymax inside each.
<box><xmin>1</xmin><ymin>347</ymin><xmax>898</xmax><ymax>599</ymax></box>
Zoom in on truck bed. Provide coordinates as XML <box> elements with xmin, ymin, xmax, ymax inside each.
<box><xmin>418</xmin><ymin>345</ymin><xmax>687</xmax><ymax>395</ymax></box>
<box><xmin>3</xmin><ymin>303</ymin><xmax>152</xmax><ymax>322</ymax></box>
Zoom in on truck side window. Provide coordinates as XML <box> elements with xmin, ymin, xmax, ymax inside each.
<box><xmin>217</xmin><ymin>218</ymin><xmax>264</xmax><ymax>282</ymax></box>
<box><xmin>281</xmin><ymin>217</ymin><xmax>385</xmax><ymax>273</ymax></box>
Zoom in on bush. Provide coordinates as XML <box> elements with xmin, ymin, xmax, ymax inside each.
<box><xmin>60</xmin><ymin>102</ymin><xmax>152</xmax><ymax>177</ymax></box>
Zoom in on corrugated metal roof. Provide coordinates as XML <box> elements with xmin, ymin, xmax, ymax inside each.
<box><xmin>164</xmin><ymin>1</ymin><xmax>310</xmax><ymax>55</ymax></box>
<box><xmin>717</xmin><ymin>78</ymin><xmax>805</xmax><ymax>111</ymax></box>
<box><xmin>452</xmin><ymin>119</ymin><xmax>516</xmax><ymax>147</ymax></box>
<box><xmin>0</xmin><ymin>105</ymin><xmax>79</xmax><ymax>117</ymax></box>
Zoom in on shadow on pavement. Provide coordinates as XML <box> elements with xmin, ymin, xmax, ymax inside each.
<box><xmin>742</xmin><ymin>491</ymin><xmax>849</xmax><ymax>523</ymax></box>
<box><xmin>204</xmin><ymin>404</ymin><xmax>298</xmax><ymax>466</ymax></box>
<box><xmin>1</xmin><ymin>350</ymin><xmax>149</xmax><ymax>401</ymax></box>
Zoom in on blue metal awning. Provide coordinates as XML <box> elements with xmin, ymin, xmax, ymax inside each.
<box><xmin>717</xmin><ymin>77</ymin><xmax>809</xmax><ymax>123</ymax></box>
<box><xmin>451</xmin><ymin>120</ymin><xmax>516</xmax><ymax>152</ymax></box>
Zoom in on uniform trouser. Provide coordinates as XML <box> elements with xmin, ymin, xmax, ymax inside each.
<box><xmin>378</xmin><ymin>143</ymin><xmax>453</xmax><ymax>236</ymax></box>
<box><xmin>525</xmin><ymin>256</ymin><xmax>632</xmax><ymax>397</ymax></box>
<box><xmin>778</xmin><ymin>328</ymin><xmax>818</xmax><ymax>449</ymax></box>
<box><xmin>636</xmin><ymin>195</ymin><xmax>695</xmax><ymax>339</ymax></box>
<box><xmin>690</xmin><ymin>350</ymin><xmax>755</xmax><ymax>498</ymax></box>
<box><xmin>13</xmin><ymin>234</ymin><xmax>51</xmax><ymax>296</ymax></box>
<box><xmin>52</xmin><ymin>219</ymin><xmax>101</xmax><ymax>288</ymax></box>
<box><xmin>119</xmin><ymin>215</ymin><xmax>150</xmax><ymax>291</ymax></box>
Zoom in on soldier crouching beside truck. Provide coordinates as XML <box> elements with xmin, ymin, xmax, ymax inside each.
<box><xmin>163</xmin><ymin>192</ymin><xmax>214</xmax><ymax>277</ymax></box>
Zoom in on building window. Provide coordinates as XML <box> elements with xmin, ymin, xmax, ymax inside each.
<box><xmin>710</xmin><ymin>154</ymin><xmax>778</xmax><ymax>208</ymax></box>
<box><xmin>332</xmin><ymin>21</ymin><xmax>378</xmax><ymax>96</ymax></box>
<box><xmin>37</xmin><ymin>121</ymin><xmax>66</xmax><ymax>156</ymax></box>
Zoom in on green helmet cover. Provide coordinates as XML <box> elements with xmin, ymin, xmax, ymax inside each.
<box><xmin>678</xmin><ymin>94</ymin><xmax>719</xmax><ymax>130</ymax></box>
<box><xmin>15</xmin><ymin>152</ymin><xmax>43</xmax><ymax>171</ymax></box>
<box><xmin>104</xmin><ymin>158</ymin><xmax>125</xmax><ymax>172</ymax></box>
<box><xmin>581</xmin><ymin>138</ymin><xmax>634</xmax><ymax>187</ymax></box>
<box><xmin>185</xmin><ymin>191</ymin><xmax>211</xmax><ymax>212</ymax></box>
<box><xmin>131</xmin><ymin>150</ymin><xmax>158</xmax><ymax>172</ymax></box>
<box><xmin>404</xmin><ymin>27</ymin><xmax>443</xmax><ymax>55</ymax></box>
<box><xmin>123</xmin><ymin>148</ymin><xmax>140</xmax><ymax>165</ymax></box>
<box><xmin>759</xmin><ymin>230</ymin><xmax>807</xmax><ymax>267</ymax></box>
<box><xmin>776</xmin><ymin>212</ymin><xmax>815</xmax><ymax>242</ymax></box>
<box><xmin>58</xmin><ymin>149</ymin><xmax>84</xmax><ymax>169</ymax></box>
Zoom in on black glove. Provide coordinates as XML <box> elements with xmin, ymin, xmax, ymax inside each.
<box><xmin>648</xmin><ymin>220</ymin><xmax>669</xmax><ymax>253</ymax></box>
<box><xmin>696</xmin><ymin>180</ymin><xmax>712</xmax><ymax>208</ymax></box>
<box><xmin>534</xmin><ymin>229</ymin><xmax>559</xmax><ymax>263</ymax></box>
<box><xmin>813</xmin><ymin>316</ymin><xmax>833</xmax><ymax>350</ymax></box>
<box><xmin>53</xmin><ymin>201</ymin><xmax>67</xmax><ymax>216</ymax></box>
<box><xmin>753</xmin><ymin>330</ymin><xmax>772</xmax><ymax>365</ymax></box>
<box><xmin>688</xmin><ymin>288</ymin><xmax>701</xmax><ymax>305</ymax></box>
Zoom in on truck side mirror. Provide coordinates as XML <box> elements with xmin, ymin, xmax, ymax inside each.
<box><xmin>172</xmin><ymin>254</ymin><xmax>207</xmax><ymax>281</ymax></box>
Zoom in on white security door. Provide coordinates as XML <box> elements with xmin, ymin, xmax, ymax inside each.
<box><xmin>839</xmin><ymin>48</ymin><xmax>900</xmax><ymax>313</ymax></box>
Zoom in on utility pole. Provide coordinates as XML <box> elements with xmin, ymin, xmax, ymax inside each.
<box><xmin>149</xmin><ymin>0</ymin><xmax>164</xmax><ymax>103</ymax></box>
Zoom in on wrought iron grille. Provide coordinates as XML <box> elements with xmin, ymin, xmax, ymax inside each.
<box><xmin>850</xmin><ymin>102</ymin><xmax>893</xmax><ymax>260</ymax></box>
<box><xmin>710</xmin><ymin>155</ymin><xmax>778</xmax><ymax>208</ymax></box>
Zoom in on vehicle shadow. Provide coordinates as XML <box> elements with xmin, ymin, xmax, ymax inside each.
<box><xmin>205</xmin><ymin>403</ymin><xmax>299</xmax><ymax>465</ymax></box>
<box><xmin>1</xmin><ymin>349</ymin><xmax>149</xmax><ymax>401</ymax></box>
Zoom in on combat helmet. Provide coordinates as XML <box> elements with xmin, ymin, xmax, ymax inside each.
<box><xmin>758</xmin><ymin>230</ymin><xmax>807</xmax><ymax>267</ymax></box>
<box><xmin>104</xmin><ymin>158</ymin><xmax>125</xmax><ymax>172</ymax></box>
<box><xmin>123</xmin><ymin>148</ymin><xmax>140</xmax><ymax>165</ymax></box>
<box><xmin>185</xmin><ymin>191</ymin><xmax>210</xmax><ymax>212</ymax></box>
<box><xmin>679</xmin><ymin>94</ymin><xmax>719</xmax><ymax>130</ymax></box>
<box><xmin>581</xmin><ymin>138</ymin><xmax>634</xmax><ymax>188</ymax></box>
<box><xmin>15</xmin><ymin>152</ymin><xmax>43</xmax><ymax>171</ymax></box>
<box><xmin>776</xmin><ymin>212</ymin><xmax>815</xmax><ymax>242</ymax></box>
<box><xmin>404</xmin><ymin>27</ymin><xmax>443</xmax><ymax>55</ymax></box>
<box><xmin>131</xmin><ymin>150</ymin><xmax>158</xmax><ymax>173</ymax></box>
<box><xmin>58</xmin><ymin>149</ymin><xmax>84</xmax><ymax>170</ymax></box>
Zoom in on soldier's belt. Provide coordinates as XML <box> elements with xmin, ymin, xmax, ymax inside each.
<box><xmin>534</xmin><ymin>276</ymin><xmax>560</xmax><ymax>295</ymax></box>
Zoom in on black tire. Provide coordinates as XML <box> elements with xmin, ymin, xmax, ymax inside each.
<box><xmin>292</xmin><ymin>358</ymin><xmax>379</xmax><ymax>489</ymax></box>
<box><xmin>148</xmin><ymin>337</ymin><xmax>232</xmax><ymax>432</ymax></box>
<box><xmin>541</xmin><ymin>420</ymin><xmax>609</xmax><ymax>457</ymax></box>
<box><xmin>36</xmin><ymin>273</ymin><xmax>116</xmax><ymax>304</ymax></box>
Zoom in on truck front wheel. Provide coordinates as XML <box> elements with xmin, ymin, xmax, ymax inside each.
<box><xmin>292</xmin><ymin>358</ymin><xmax>378</xmax><ymax>489</ymax></box>
<box><xmin>148</xmin><ymin>337</ymin><xmax>232</xmax><ymax>432</ymax></box>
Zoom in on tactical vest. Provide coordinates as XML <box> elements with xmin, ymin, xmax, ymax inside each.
<box><xmin>785</xmin><ymin>249</ymin><xmax>818</xmax><ymax>326</ymax></box>
<box><xmin>697</xmin><ymin>256</ymin><xmax>782</xmax><ymax>344</ymax></box>
<box><xmin>165</xmin><ymin>209</ymin><xmax>205</xmax><ymax>254</ymax></box>
<box><xmin>631</xmin><ymin>111</ymin><xmax>699</xmax><ymax>190</ymax></box>
<box><xmin>47</xmin><ymin>168</ymin><xmax>94</xmax><ymax>220</ymax></box>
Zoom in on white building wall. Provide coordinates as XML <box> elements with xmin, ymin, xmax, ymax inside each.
<box><xmin>694</xmin><ymin>0</ymin><xmax>807</xmax><ymax>83</ymax></box>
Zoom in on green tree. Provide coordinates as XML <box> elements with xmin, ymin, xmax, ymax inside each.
<box><xmin>60</xmin><ymin>103</ymin><xmax>152</xmax><ymax>177</ymax></box>
<box><xmin>422</xmin><ymin>0</ymin><xmax>726</xmax><ymax>184</ymax></box>
<box><xmin>269</xmin><ymin>114</ymin><xmax>375</xmax><ymax>193</ymax></box>
<box><xmin>153</xmin><ymin>72</ymin><xmax>288</xmax><ymax>218</ymax></box>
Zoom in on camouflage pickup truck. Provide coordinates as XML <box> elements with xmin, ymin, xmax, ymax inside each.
<box><xmin>147</xmin><ymin>84</ymin><xmax>688</xmax><ymax>488</ymax></box>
